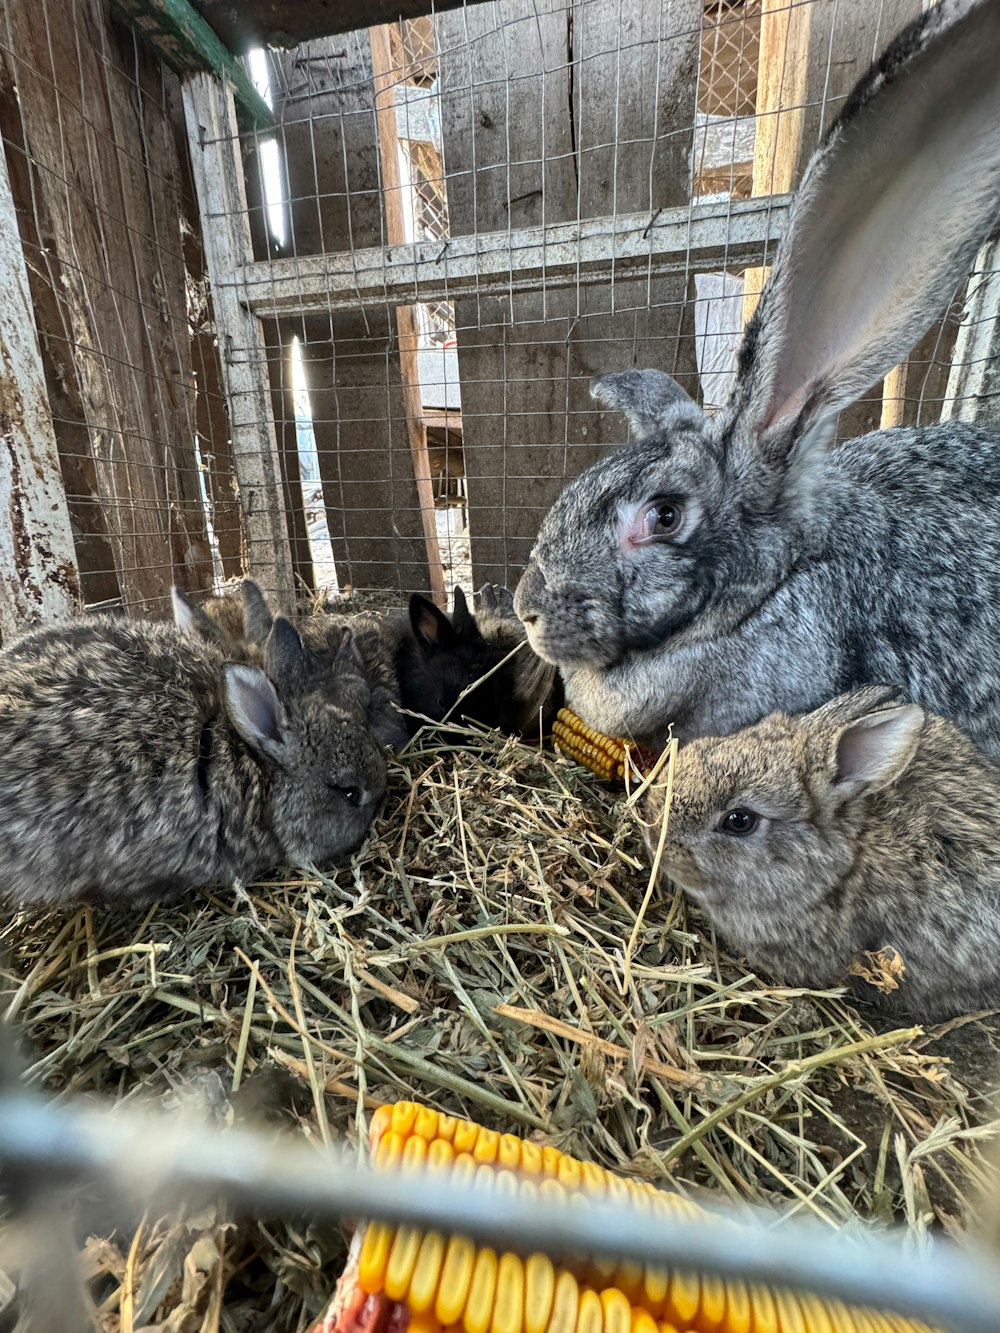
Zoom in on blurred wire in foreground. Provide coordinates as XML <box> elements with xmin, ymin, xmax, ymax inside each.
<box><xmin>0</xmin><ymin>1086</ymin><xmax>999</xmax><ymax>1332</ymax></box>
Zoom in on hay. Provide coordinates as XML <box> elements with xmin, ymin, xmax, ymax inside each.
<box><xmin>1</xmin><ymin>725</ymin><xmax>999</xmax><ymax>1331</ymax></box>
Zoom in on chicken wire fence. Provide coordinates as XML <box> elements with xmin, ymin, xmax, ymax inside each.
<box><xmin>0</xmin><ymin>0</ymin><xmax>998</xmax><ymax>639</ymax></box>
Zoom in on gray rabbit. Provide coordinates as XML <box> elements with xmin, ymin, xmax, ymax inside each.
<box><xmin>0</xmin><ymin>613</ymin><xmax>386</xmax><ymax>905</ymax></box>
<box><xmin>639</xmin><ymin>685</ymin><xmax>1000</xmax><ymax>1021</ymax></box>
<box><xmin>174</xmin><ymin>580</ymin><xmax>410</xmax><ymax>751</ymax></box>
<box><xmin>514</xmin><ymin>0</ymin><xmax>1000</xmax><ymax>755</ymax></box>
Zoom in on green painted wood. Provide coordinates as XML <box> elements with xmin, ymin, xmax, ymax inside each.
<box><xmin>110</xmin><ymin>0</ymin><xmax>274</xmax><ymax>129</ymax></box>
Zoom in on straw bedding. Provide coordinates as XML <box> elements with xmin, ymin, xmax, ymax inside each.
<box><xmin>1</xmin><ymin>724</ymin><xmax>997</xmax><ymax>1331</ymax></box>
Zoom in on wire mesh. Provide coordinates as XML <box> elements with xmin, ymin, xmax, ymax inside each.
<box><xmin>229</xmin><ymin>0</ymin><xmax>993</xmax><ymax>610</ymax></box>
<box><xmin>0</xmin><ymin>0</ymin><xmax>242</xmax><ymax>628</ymax></box>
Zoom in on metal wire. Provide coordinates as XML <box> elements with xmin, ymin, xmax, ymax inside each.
<box><xmin>0</xmin><ymin>1087</ymin><xmax>998</xmax><ymax>1333</ymax></box>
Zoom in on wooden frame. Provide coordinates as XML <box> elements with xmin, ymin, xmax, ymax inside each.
<box><xmin>237</xmin><ymin>194</ymin><xmax>791</xmax><ymax>319</ymax></box>
<box><xmin>182</xmin><ymin>73</ymin><xmax>297</xmax><ymax>614</ymax></box>
<box><xmin>0</xmin><ymin>141</ymin><xmax>80</xmax><ymax>641</ymax></box>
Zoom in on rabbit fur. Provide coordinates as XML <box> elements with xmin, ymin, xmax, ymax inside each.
<box><xmin>175</xmin><ymin>579</ymin><xmax>553</xmax><ymax>739</ymax></box>
<box><xmin>473</xmin><ymin>584</ymin><xmax>563</xmax><ymax>735</ymax></box>
<box><xmin>514</xmin><ymin>0</ymin><xmax>1000</xmax><ymax>754</ymax></box>
<box><xmin>640</xmin><ymin>685</ymin><xmax>1000</xmax><ymax>1021</ymax></box>
<box><xmin>0</xmin><ymin>614</ymin><xmax>386</xmax><ymax>905</ymax></box>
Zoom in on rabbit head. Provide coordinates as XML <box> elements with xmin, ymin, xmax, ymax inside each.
<box><xmin>398</xmin><ymin>586</ymin><xmax>525</xmax><ymax>732</ymax></box>
<box><xmin>514</xmin><ymin>0</ymin><xmax>1000</xmax><ymax>738</ymax></box>
<box><xmin>226</xmin><ymin>616</ymin><xmax>387</xmax><ymax>865</ymax></box>
<box><xmin>640</xmin><ymin>686</ymin><xmax>924</xmax><ymax>942</ymax></box>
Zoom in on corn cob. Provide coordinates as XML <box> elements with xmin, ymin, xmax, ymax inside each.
<box><xmin>552</xmin><ymin>708</ymin><xmax>659</xmax><ymax>784</ymax></box>
<box><xmin>309</xmin><ymin>1101</ymin><xmax>941</xmax><ymax>1333</ymax></box>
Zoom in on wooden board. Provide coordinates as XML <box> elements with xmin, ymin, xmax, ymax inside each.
<box><xmin>0</xmin><ymin>0</ymin><xmax>216</xmax><ymax>615</ymax></box>
<box><xmin>192</xmin><ymin>0</ymin><xmax>499</xmax><ymax>53</ymax></box>
<box><xmin>0</xmin><ymin>137</ymin><xmax>80</xmax><ymax>643</ymax></box>
<box><xmin>258</xmin><ymin>35</ymin><xmax>431</xmax><ymax>595</ymax></box>
<box><xmin>437</xmin><ymin>0</ymin><xmax>702</xmax><ymax>589</ymax></box>
<box><xmin>744</xmin><ymin>0</ymin><xmax>924</xmax><ymax>444</ymax></box>
<box><xmin>183</xmin><ymin>71</ymin><xmax>296</xmax><ymax>613</ymax></box>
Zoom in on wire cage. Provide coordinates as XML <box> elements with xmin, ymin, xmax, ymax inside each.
<box><xmin>2</xmin><ymin>0</ymin><xmax>997</xmax><ymax>646</ymax></box>
<box><xmin>2</xmin><ymin>0</ymin><xmax>1000</xmax><ymax>1327</ymax></box>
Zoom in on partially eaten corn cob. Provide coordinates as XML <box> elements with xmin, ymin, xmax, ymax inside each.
<box><xmin>552</xmin><ymin>708</ymin><xmax>658</xmax><ymax>783</ymax></box>
<box><xmin>309</xmin><ymin>1101</ymin><xmax>941</xmax><ymax>1333</ymax></box>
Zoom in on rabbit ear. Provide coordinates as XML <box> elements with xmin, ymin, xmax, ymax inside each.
<box><xmin>808</xmin><ymin>684</ymin><xmax>906</xmax><ymax>727</ymax></box>
<box><xmin>171</xmin><ymin>588</ymin><xmax>226</xmax><ymax>648</ymax></box>
<box><xmin>829</xmin><ymin>703</ymin><xmax>925</xmax><ymax>799</ymax></box>
<box><xmin>223</xmin><ymin>664</ymin><xmax>286</xmax><ymax>757</ymax></box>
<box><xmin>264</xmin><ymin>616</ymin><xmax>309</xmax><ymax>692</ymax></box>
<box><xmin>725</xmin><ymin>0</ymin><xmax>1000</xmax><ymax>476</ymax></box>
<box><xmin>171</xmin><ymin>587</ymin><xmax>200</xmax><ymax>636</ymax></box>
<box><xmin>452</xmin><ymin>586</ymin><xmax>477</xmax><ymax>637</ymax></box>
<box><xmin>590</xmin><ymin>370</ymin><xmax>701</xmax><ymax>440</ymax></box>
<box><xmin>410</xmin><ymin>594</ymin><xmax>457</xmax><ymax>652</ymax></box>
<box><xmin>242</xmin><ymin>579</ymin><xmax>274</xmax><ymax>646</ymax></box>
<box><xmin>336</xmin><ymin>628</ymin><xmax>365</xmax><ymax>675</ymax></box>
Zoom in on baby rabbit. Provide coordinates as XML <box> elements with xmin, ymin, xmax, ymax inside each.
<box><xmin>639</xmin><ymin>685</ymin><xmax>1000</xmax><ymax>1021</ymax></box>
<box><xmin>514</xmin><ymin>0</ymin><xmax>1000</xmax><ymax>756</ymax></box>
<box><xmin>175</xmin><ymin>580</ymin><xmax>549</xmax><ymax>740</ymax></box>
<box><xmin>473</xmin><ymin>584</ymin><xmax>563</xmax><ymax>735</ymax></box>
<box><xmin>0</xmin><ymin>614</ymin><xmax>386</xmax><ymax>905</ymax></box>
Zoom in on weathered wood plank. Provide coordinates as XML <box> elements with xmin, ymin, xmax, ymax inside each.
<box><xmin>370</xmin><ymin>22</ymin><xmax>445</xmax><ymax>605</ymax></box>
<box><xmin>191</xmin><ymin>0</ymin><xmax>500</xmax><ymax>54</ymax></box>
<box><xmin>437</xmin><ymin>0</ymin><xmax>702</xmax><ymax>589</ymax></box>
<box><xmin>1</xmin><ymin>0</ymin><xmax>217</xmax><ymax>615</ymax></box>
<box><xmin>942</xmin><ymin>238</ymin><xmax>1000</xmax><ymax>429</ymax></box>
<box><xmin>0</xmin><ymin>138</ymin><xmax>80</xmax><ymax>642</ymax></box>
<box><xmin>238</xmin><ymin>194</ymin><xmax>791</xmax><ymax>317</ymax></box>
<box><xmin>183</xmin><ymin>71</ymin><xmax>296</xmax><ymax>613</ymax></box>
<box><xmin>258</xmin><ymin>35</ymin><xmax>431</xmax><ymax>596</ymax></box>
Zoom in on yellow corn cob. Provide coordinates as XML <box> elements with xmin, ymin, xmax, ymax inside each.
<box><xmin>553</xmin><ymin>708</ymin><xmax>658</xmax><ymax>783</ymax></box>
<box><xmin>309</xmin><ymin>1101</ymin><xmax>942</xmax><ymax>1333</ymax></box>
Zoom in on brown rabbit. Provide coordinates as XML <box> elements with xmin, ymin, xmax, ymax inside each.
<box><xmin>639</xmin><ymin>686</ymin><xmax>1000</xmax><ymax>1021</ymax></box>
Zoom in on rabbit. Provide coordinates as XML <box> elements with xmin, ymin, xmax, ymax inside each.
<box><xmin>639</xmin><ymin>684</ymin><xmax>1000</xmax><ymax>1021</ymax></box>
<box><xmin>173</xmin><ymin>581</ymin><xmax>410</xmax><ymax>752</ymax></box>
<box><xmin>473</xmin><ymin>583</ymin><xmax>563</xmax><ymax>735</ymax></box>
<box><xmin>513</xmin><ymin>0</ymin><xmax>1000</xmax><ymax>756</ymax></box>
<box><xmin>175</xmin><ymin>579</ymin><xmax>549</xmax><ymax>740</ymax></box>
<box><xmin>0</xmin><ymin>612</ymin><xmax>386</xmax><ymax>905</ymax></box>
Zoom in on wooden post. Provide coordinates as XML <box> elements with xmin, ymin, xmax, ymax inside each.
<box><xmin>0</xmin><ymin>142</ymin><xmax>80</xmax><ymax>641</ymax></box>
<box><xmin>741</xmin><ymin>0</ymin><xmax>811</xmax><ymax>327</ymax></box>
<box><xmin>942</xmin><ymin>238</ymin><xmax>1000</xmax><ymax>427</ymax></box>
<box><xmin>182</xmin><ymin>72</ymin><xmax>296</xmax><ymax>615</ymax></box>
<box><xmin>369</xmin><ymin>24</ymin><xmax>447</xmax><ymax>607</ymax></box>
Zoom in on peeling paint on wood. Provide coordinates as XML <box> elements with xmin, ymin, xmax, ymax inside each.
<box><xmin>0</xmin><ymin>142</ymin><xmax>80</xmax><ymax>644</ymax></box>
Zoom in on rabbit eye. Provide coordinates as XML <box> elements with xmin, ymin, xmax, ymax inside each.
<box><xmin>333</xmin><ymin>784</ymin><xmax>362</xmax><ymax>807</ymax></box>
<box><xmin>718</xmin><ymin>808</ymin><xmax>759</xmax><ymax>836</ymax></box>
<box><xmin>638</xmin><ymin>495</ymin><xmax>685</xmax><ymax>542</ymax></box>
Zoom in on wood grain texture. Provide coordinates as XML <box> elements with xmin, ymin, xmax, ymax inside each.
<box><xmin>258</xmin><ymin>36</ymin><xmax>431</xmax><ymax>595</ymax></box>
<box><xmin>437</xmin><ymin>0</ymin><xmax>702</xmax><ymax>589</ymax></box>
<box><xmin>0</xmin><ymin>0</ymin><xmax>216</xmax><ymax>615</ymax></box>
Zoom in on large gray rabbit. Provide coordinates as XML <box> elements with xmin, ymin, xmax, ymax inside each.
<box><xmin>638</xmin><ymin>686</ymin><xmax>1000</xmax><ymax>1021</ymax></box>
<box><xmin>0</xmin><ymin>614</ymin><xmax>386</xmax><ymax>905</ymax></box>
<box><xmin>514</xmin><ymin>0</ymin><xmax>1000</xmax><ymax>753</ymax></box>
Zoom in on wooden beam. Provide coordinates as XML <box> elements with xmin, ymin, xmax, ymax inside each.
<box><xmin>369</xmin><ymin>23</ymin><xmax>446</xmax><ymax>608</ymax></box>
<box><xmin>182</xmin><ymin>72</ymin><xmax>296</xmax><ymax>615</ymax></box>
<box><xmin>190</xmin><ymin>0</ymin><xmax>499</xmax><ymax>54</ymax></box>
<box><xmin>942</xmin><ymin>238</ymin><xmax>1000</xmax><ymax>427</ymax></box>
<box><xmin>237</xmin><ymin>193</ymin><xmax>791</xmax><ymax>320</ymax></box>
<box><xmin>111</xmin><ymin>0</ymin><xmax>273</xmax><ymax>128</ymax></box>
<box><xmin>0</xmin><ymin>139</ymin><xmax>80</xmax><ymax>642</ymax></box>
